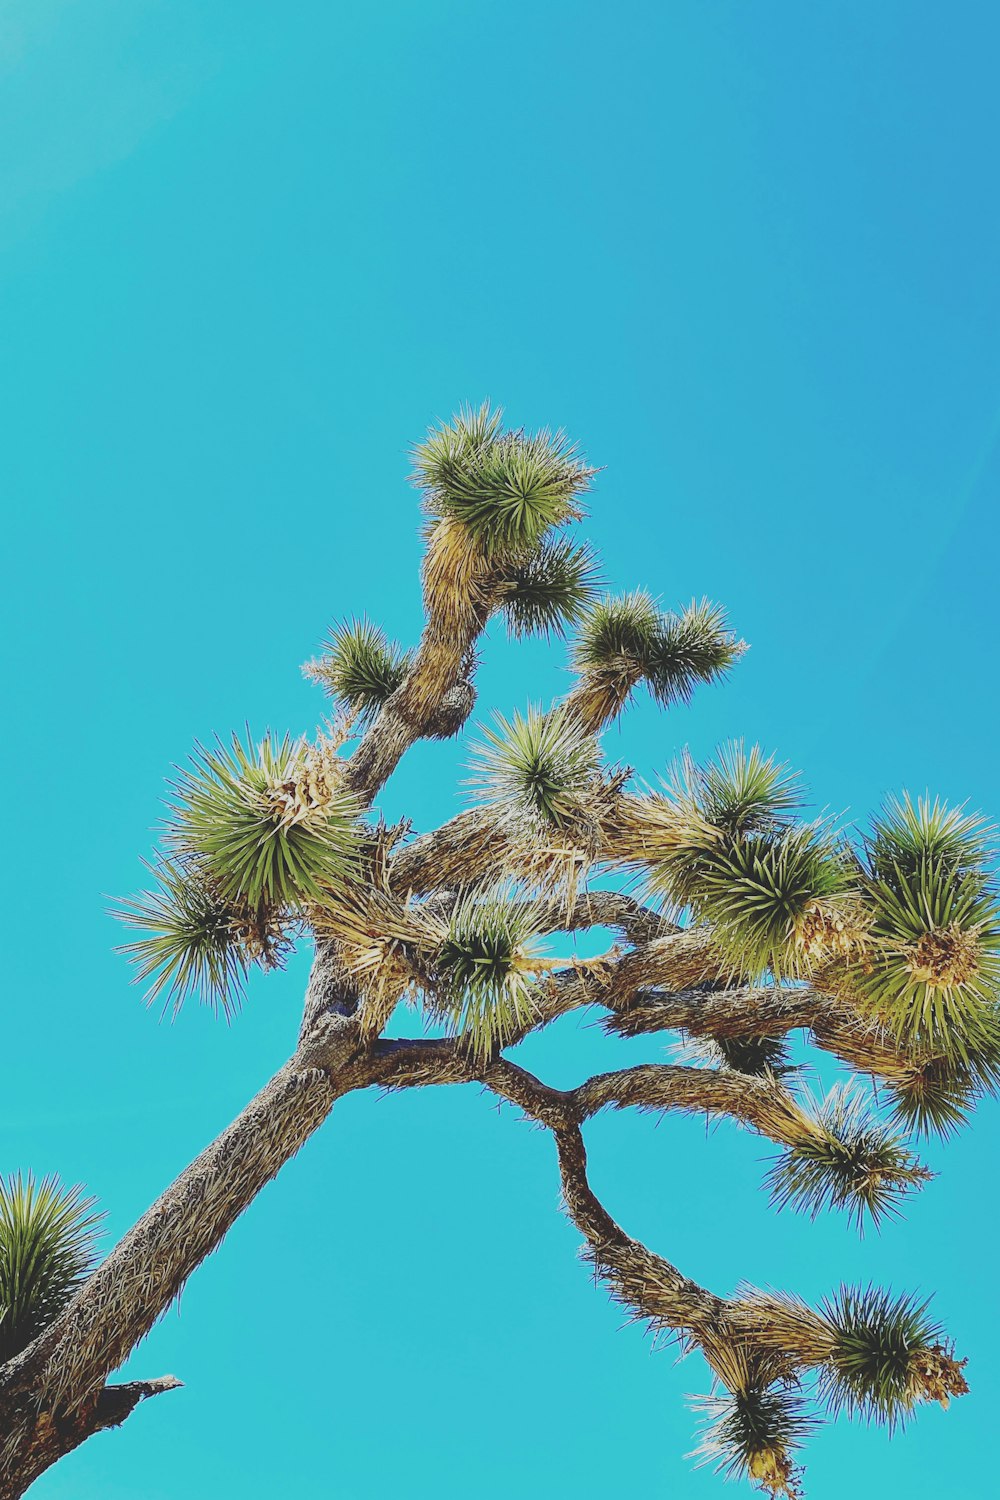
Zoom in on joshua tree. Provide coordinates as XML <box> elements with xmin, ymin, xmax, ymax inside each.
<box><xmin>1</xmin><ymin>404</ymin><xmax>993</xmax><ymax>1497</ymax></box>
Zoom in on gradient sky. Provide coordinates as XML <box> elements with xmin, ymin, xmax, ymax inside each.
<box><xmin>2</xmin><ymin>4</ymin><xmax>999</xmax><ymax>1498</ymax></box>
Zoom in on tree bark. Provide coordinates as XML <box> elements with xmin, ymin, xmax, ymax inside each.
<box><xmin>0</xmin><ymin>1004</ymin><xmax>367</xmax><ymax>1495</ymax></box>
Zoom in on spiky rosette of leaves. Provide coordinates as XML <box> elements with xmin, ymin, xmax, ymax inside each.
<box><xmin>468</xmin><ymin>704</ymin><xmax>602</xmax><ymax>832</ymax></box>
<box><xmin>570</xmin><ymin>595</ymin><xmax>742</xmax><ymax>727</ymax></box>
<box><xmin>305</xmin><ymin>619</ymin><xmax>411</xmax><ymax>726</ymax></box>
<box><xmin>848</xmin><ymin>795</ymin><xmax>1000</xmax><ymax>1057</ymax></box>
<box><xmin>166</xmin><ymin>734</ymin><xmax>360</xmax><ymax>910</ymax></box>
<box><xmin>0</xmin><ymin>1174</ymin><xmax>102</xmax><ymax>1361</ymax></box>
<box><xmin>690</xmin><ymin>1383</ymin><xmax>815</xmax><ymax>1498</ymax></box>
<box><xmin>765</xmin><ymin>1086</ymin><xmax>931</xmax><ymax>1232</ymax></box>
<box><xmin>885</xmin><ymin>1018</ymin><xmax>1000</xmax><ymax>1138</ymax></box>
<box><xmin>697</xmin><ymin>743</ymin><xmax>803</xmax><ymax>837</ymax></box>
<box><xmin>115</xmin><ymin>858</ymin><xmax>259</xmax><ymax>1015</ymax></box>
<box><xmin>412</xmin><ymin>402</ymin><xmax>593</xmax><ymax>557</ymax></box>
<box><xmin>644</xmin><ymin>599</ymin><xmax>745</xmax><ymax>708</ymax></box>
<box><xmin>431</xmin><ymin>891</ymin><xmax>543</xmax><ymax>1061</ymax></box>
<box><xmin>680</xmin><ymin>1032</ymin><xmax>795</xmax><ymax>1078</ymax></box>
<box><xmin>818</xmin><ymin>1285</ymin><xmax>967</xmax><ymax>1430</ymax></box>
<box><xmin>689</xmin><ymin>825</ymin><xmax>857</xmax><ymax>982</ymax></box>
<box><xmin>639</xmin><ymin>745</ymin><xmax>804</xmax><ymax>910</ymax></box>
<box><xmin>885</xmin><ymin>1064</ymin><xmax>979</xmax><ymax>1139</ymax></box>
<box><xmin>572</xmin><ymin>588</ymin><xmax>662</xmax><ymax>671</ymax></box>
<box><xmin>569</xmin><ymin>589</ymin><xmax>660</xmax><ymax>726</ymax></box>
<box><xmin>499</xmin><ymin>537</ymin><xmax>602</xmax><ymax>638</ymax></box>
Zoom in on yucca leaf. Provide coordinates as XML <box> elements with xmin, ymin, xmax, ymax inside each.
<box><xmin>413</xmin><ymin>404</ymin><xmax>592</xmax><ymax>556</ymax></box>
<box><xmin>765</xmin><ymin>1086</ymin><xmax>931</xmax><ymax>1232</ymax></box>
<box><xmin>689</xmin><ymin>825</ymin><xmax>856</xmax><ymax>981</ymax></box>
<box><xmin>166</xmin><ymin>734</ymin><xmax>360</xmax><ymax>910</ymax></box>
<box><xmin>0</xmin><ymin>1174</ymin><xmax>102</xmax><ymax>1361</ymax></box>
<box><xmin>697</xmin><ymin>743</ymin><xmax>803</xmax><ymax>837</ymax></box>
<box><xmin>115</xmin><ymin>858</ymin><xmax>256</xmax><ymax>1015</ymax></box>
<box><xmin>430</xmin><ymin>891</ymin><xmax>542</xmax><ymax>1060</ymax></box>
<box><xmin>644</xmin><ymin>599</ymin><xmax>744</xmax><ymax>708</ymax></box>
<box><xmin>305</xmin><ymin>619</ymin><xmax>411</xmax><ymax>724</ymax></box>
<box><xmin>690</xmin><ymin>1383</ymin><xmax>815</xmax><ymax>1497</ymax></box>
<box><xmin>468</xmin><ymin>704</ymin><xmax>601</xmax><ymax>831</ymax></box>
<box><xmin>571</xmin><ymin>589</ymin><xmax>661</xmax><ymax>672</ymax></box>
<box><xmin>844</xmin><ymin>796</ymin><xmax>1000</xmax><ymax>1059</ymax></box>
<box><xmin>818</xmin><ymin>1285</ymin><xmax>966</xmax><ymax>1430</ymax></box>
<box><xmin>499</xmin><ymin>538</ymin><xmax>602</xmax><ymax>638</ymax></box>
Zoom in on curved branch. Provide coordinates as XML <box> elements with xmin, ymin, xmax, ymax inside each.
<box><xmin>552</xmin><ymin>1122</ymin><xmax>724</xmax><ymax>1338</ymax></box>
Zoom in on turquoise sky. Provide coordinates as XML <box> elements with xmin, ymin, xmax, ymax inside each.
<box><xmin>3</xmin><ymin>4</ymin><xmax>999</xmax><ymax>1497</ymax></box>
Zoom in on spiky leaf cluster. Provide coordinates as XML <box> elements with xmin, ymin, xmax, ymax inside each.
<box><xmin>571</xmin><ymin>593</ymin><xmax>742</xmax><ymax>725</ymax></box>
<box><xmin>681</xmin><ymin>1033</ymin><xmax>795</xmax><ymax>1078</ymax></box>
<box><xmin>431</xmin><ymin>892</ymin><xmax>542</xmax><ymax>1061</ymax></box>
<box><xmin>885</xmin><ymin>1019</ymin><xmax>1000</xmax><ymax>1137</ymax></box>
<box><xmin>848</xmin><ymin>795</ymin><xmax>1000</xmax><ymax>1056</ymax></box>
<box><xmin>115</xmin><ymin>858</ymin><xmax>255</xmax><ymax>1015</ymax></box>
<box><xmin>573</xmin><ymin>588</ymin><xmax>661</xmax><ymax>669</ymax></box>
<box><xmin>691</xmin><ymin>1383</ymin><xmax>815</xmax><ymax>1498</ymax></box>
<box><xmin>818</xmin><ymin>1285</ymin><xmax>960</xmax><ymax>1430</ymax></box>
<box><xmin>0</xmin><ymin>1174</ymin><xmax>102</xmax><ymax>1361</ymax></box>
<box><xmin>469</xmin><ymin>704</ymin><xmax>602</xmax><ymax>832</ymax></box>
<box><xmin>695</xmin><ymin>826</ymin><xmax>854</xmax><ymax>982</ymax></box>
<box><xmin>641</xmin><ymin>746</ymin><xmax>854</xmax><ymax>980</ymax></box>
<box><xmin>413</xmin><ymin>402</ymin><xmax>593</xmax><ymax>557</ymax></box>
<box><xmin>166</xmin><ymin>734</ymin><xmax>360</xmax><ymax>910</ymax></box>
<box><xmin>499</xmin><ymin>537</ymin><xmax>602</xmax><ymax>638</ymax></box>
<box><xmin>306</xmin><ymin>619</ymin><xmax>411</xmax><ymax>725</ymax></box>
<box><xmin>765</xmin><ymin>1087</ymin><xmax>930</xmax><ymax>1232</ymax></box>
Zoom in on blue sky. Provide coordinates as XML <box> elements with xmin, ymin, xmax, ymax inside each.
<box><xmin>2</xmin><ymin>3</ymin><xmax>999</xmax><ymax>1496</ymax></box>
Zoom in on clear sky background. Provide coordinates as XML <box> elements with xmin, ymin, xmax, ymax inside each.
<box><xmin>2</xmin><ymin>3</ymin><xmax>999</xmax><ymax>1497</ymax></box>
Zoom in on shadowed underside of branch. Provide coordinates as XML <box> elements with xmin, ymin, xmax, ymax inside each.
<box><xmin>4</xmin><ymin>406</ymin><xmax>993</xmax><ymax>1498</ymax></box>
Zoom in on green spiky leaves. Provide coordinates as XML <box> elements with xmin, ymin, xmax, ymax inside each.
<box><xmin>413</xmin><ymin>402</ymin><xmax>593</xmax><ymax>557</ymax></box>
<box><xmin>885</xmin><ymin>1022</ymin><xmax>1000</xmax><ymax>1138</ymax></box>
<box><xmin>847</xmin><ymin>795</ymin><xmax>1000</xmax><ymax>1057</ymax></box>
<box><xmin>639</xmin><ymin>746</ymin><xmax>854</xmax><ymax>981</ymax></box>
<box><xmin>431</xmin><ymin>891</ymin><xmax>542</xmax><ymax>1061</ymax></box>
<box><xmin>765</xmin><ymin>1087</ymin><xmax>931</xmax><ymax>1232</ymax></box>
<box><xmin>167</xmin><ymin>734</ymin><xmax>360</xmax><ymax>910</ymax></box>
<box><xmin>695</xmin><ymin>825</ymin><xmax>854</xmax><ymax>982</ymax></box>
<box><xmin>696</xmin><ymin>743</ymin><xmax>803</xmax><ymax>839</ymax></box>
<box><xmin>469</xmin><ymin>704</ymin><xmax>601</xmax><ymax>832</ymax></box>
<box><xmin>499</xmin><ymin>537</ymin><xmax>602</xmax><ymax>638</ymax></box>
<box><xmin>819</xmin><ymin>1286</ymin><xmax>967</xmax><ymax>1430</ymax></box>
<box><xmin>305</xmin><ymin>619</ymin><xmax>411</xmax><ymax>725</ymax></box>
<box><xmin>691</xmin><ymin>1383</ymin><xmax>815</xmax><ymax>1498</ymax></box>
<box><xmin>117</xmin><ymin>734</ymin><xmax>361</xmax><ymax>1010</ymax></box>
<box><xmin>115</xmin><ymin>859</ymin><xmax>255</xmax><ymax>1015</ymax></box>
<box><xmin>645</xmin><ymin>599</ymin><xmax>747</xmax><ymax>708</ymax></box>
<box><xmin>570</xmin><ymin>592</ymin><xmax>743</xmax><ymax>728</ymax></box>
<box><xmin>0</xmin><ymin>1174</ymin><xmax>102</xmax><ymax>1361</ymax></box>
<box><xmin>573</xmin><ymin>588</ymin><xmax>661</xmax><ymax>668</ymax></box>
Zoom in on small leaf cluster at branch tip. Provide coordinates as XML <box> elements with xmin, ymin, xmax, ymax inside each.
<box><xmin>690</xmin><ymin>1351</ymin><xmax>815</xmax><ymax>1500</ymax></box>
<box><xmin>165</xmin><ymin>732</ymin><xmax>361</xmax><ymax>909</ymax></box>
<box><xmin>498</xmin><ymin>536</ymin><xmax>603</xmax><ymax>638</ymax></box>
<box><xmin>846</xmin><ymin>793</ymin><xmax>1000</xmax><ymax>1056</ymax></box>
<box><xmin>569</xmin><ymin>592</ymin><xmax>744</xmax><ymax>729</ymax></box>
<box><xmin>765</xmin><ymin>1085</ymin><xmax>931</xmax><ymax>1232</ymax></box>
<box><xmin>413</xmin><ymin>401</ymin><xmax>593</xmax><ymax>557</ymax></box>
<box><xmin>468</xmin><ymin>703</ymin><xmax>602</xmax><ymax>834</ymax></box>
<box><xmin>817</xmin><ymin>1285</ymin><xmax>968</xmax><ymax>1430</ymax></box>
<box><xmin>0</xmin><ymin>1174</ymin><xmax>103</xmax><ymax>1363</ymax></box>
<box><xmin>431</xmin><ymin>889</ymin><xmax>545</xmax><ymax>1062</ymax></box>
<box><xmin>304</xmin><ymin>618</ymin><xmax>412</xmax><ymax>728</ymax></box>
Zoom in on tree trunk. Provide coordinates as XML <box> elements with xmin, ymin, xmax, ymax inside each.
<box><xmin>0</xmin><ymin>1008</ymin><xmax>365</xmax><ymax>1495</ymax></box>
